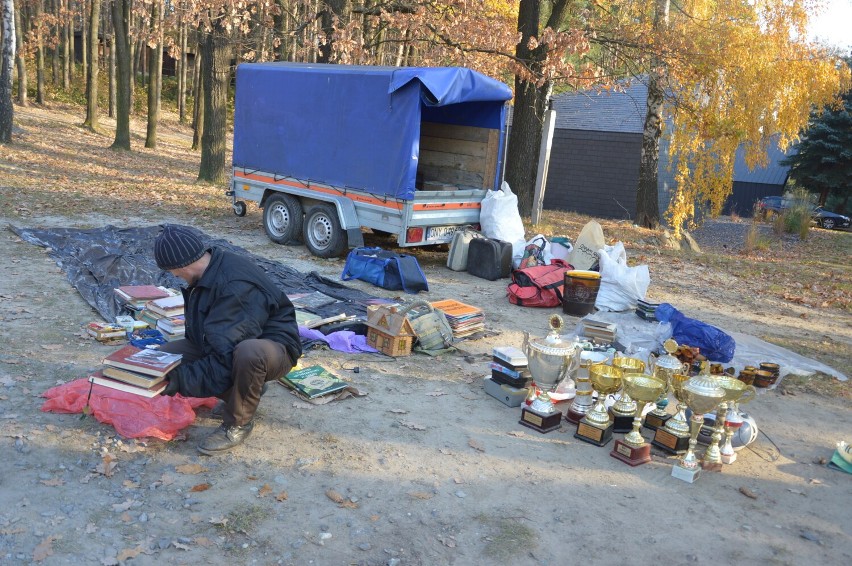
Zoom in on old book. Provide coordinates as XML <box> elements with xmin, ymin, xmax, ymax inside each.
<box><xmin>101</xmin><ymin>365</ymin><xmax>167</xmax><ymax>388</ymax></box>
<box><xmin>277</xmin><ymin>365</ymin><xmax>349</xmax><ymax>399</ymax></box>
<box><xmin>115</xmin><ymin>285</ymin><xmax>171</xmax><ymax>308</ymax></box>
<box><xmin>146</xmin><ymin>295</ymin><xmax>185</xmax><ymax>317</ymax></box>
<box><xmin>89</xmin><ymin>371</ymin><xmax>168</xmax><ymax>398</ymax></box>
<box><xmin>157</xmin><ymin>315</ymin><xmax>186</xmax><ymax>335</ymax></box>
<box><xmin>86</xmin><ymin>321</ymin><xmax>127</xmax><ymax>341</ymax></box>
<box><xmin>102</xmin><ymin>345</ymin><xmax>182</xmax><ymax>377</ymax></box>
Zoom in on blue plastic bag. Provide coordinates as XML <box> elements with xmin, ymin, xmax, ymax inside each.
<box><xmin>655</xmin><ymin>303</ymin><xmax>735</xmax><ymax>363</ymax></box>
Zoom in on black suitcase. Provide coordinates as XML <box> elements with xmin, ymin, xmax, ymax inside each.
<box><xmin>467</xmin><ymin>237</ymin><xmax>512</xmax><ymax>280</ymax></box>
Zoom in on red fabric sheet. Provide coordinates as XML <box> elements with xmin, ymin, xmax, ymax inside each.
<box><xmin>41</xmin><ymin>378</ymin><xmax>218</xmax><ymax>440</ymax></box>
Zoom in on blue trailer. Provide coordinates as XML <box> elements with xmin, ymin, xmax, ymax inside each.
<box><xmin>227</xmin><ymin>63</ymin><xmax>513</xmax><ymax>257</ymax></box>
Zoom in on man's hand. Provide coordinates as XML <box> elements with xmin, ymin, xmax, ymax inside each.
<box><xmin>161</xmin><ymin>376</ymin><xmax>181</xmax><ymax>396</ymax></box>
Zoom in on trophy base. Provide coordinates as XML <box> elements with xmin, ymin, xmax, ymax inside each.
<box><xmin>700</xmin><ymin>460</ymin><xmax>723</xmax><ymax>472</ymax></box>
<box><xmin>610</xmin><ymin>440</ymin><xmax>651</xmax><ymax>466</ymax></box>
<box><xmin>720</xmin><ymin>452</ymin><xmax>737</xmax><ymax>464</ymax></box>
<box><xmin>611</xmin><ymin>413</ymin><xmax>635</xmax><ymax>434</ymax></box>
<box><xmin>643</xmin><ymin>412</ymin><xmax>672</xmax><ymax>432</ymax></box>
<box><xmin>671</xmin><ymin>464</ymin><xmax>701</xmax><ymax>483</ymax></box>
<box><xmin>651</xmin><ymin>428</ymin><xmax>691</xmax><ymax>455</ymax></box>
<box><xmin>574</xmin><ymin>420</ymin><xmax>614</xmax><ymax>447</ymax></box>
<box><xmin>564</xmin><ymin>406</ymin><xmax>591</xmax><ymax>425</ymax></box>
<box><xmin>519</xmin><ymin>408</ymin><xmax>562</xmax><ymax>434</ymax></box>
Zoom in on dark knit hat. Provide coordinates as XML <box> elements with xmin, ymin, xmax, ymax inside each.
<box><xmin>154</xmin><ymin>225</ymin><xmax>205</xmax><ymax>270</ymax></box>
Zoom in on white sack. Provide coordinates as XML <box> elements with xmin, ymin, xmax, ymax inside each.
<box><xmin>480</xmin><ymin>181</ymin><xmax>526</xmax><ymax>244</ymax></box>
<box><xmin>594</xmin><ymin>241</ymin><xmax>650</xmax><ymax>312</ymax></box>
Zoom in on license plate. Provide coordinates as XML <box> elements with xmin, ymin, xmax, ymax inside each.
<box><xmin>426</xmin><ymin>225</ymin><xmax>463</xmax><ymax>241</ymax></box>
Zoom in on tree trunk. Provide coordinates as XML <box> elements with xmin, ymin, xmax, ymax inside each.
<box><xmin>61</xmin><ymin>0</ymin><xmax>69</xmax><ymax>89</ymax></box>
<box><xmin>503</xmin><ymin>0</ymin><xmax>568</xmax><ymax>216</ymax></box>
<box><xmin>13</xmin><ymin>1</ymin><xmax>25</xmax><ymax>105</ymax></box>
<box><xmin>177</xmin><ymin>16</ymin><xmax>186</xmax><ymax>122</ymax></box>
<box><xmin>0</xmin><ymin>0</ymin><xmax>15</xmax><ymax>143</ymax></box>
<box><xmin>110</xmin><ymin>0</ymin><xmax>131</xmax><ymax>150</ymax></box>
<box><xmin>144</xmin><ymin>0</ymin><xmax>162</xmax><ymax>148</ymax></box>
<box><xmin>35</xmin><ymin>0</ymin><xmax>45</xmax><ymax>103</ymax></box>
<box><xmin>197</xmin><ymin>25</ymin><xmax>228</xmax><ymax>182</ymax></box>
<box><xmin>190</xmin><ymin>41</ymin><xmax>202</xmax><ymax>150</ymax></box>
<box><xmin>83</xmin><ymin>0</ymin><xmax>100</xmax><ymax>129</ymax></box>
<box><xmin>317</xmin><ymin>0</ymin><xmax>349</xmax><ymax>63</ymax></box>
<box><xmin>108</xmin><ymin>13</ymin><xmax>115</xmax><ymax>117</ymax></box>
<box><xmin>635</xmin><ymin>0</ymin><xmax>670</xmax><ymax>229</ymax></box>
<box><xmin>80</xmin><ymin>0</ymin><xmax>87</xmax><ymax>83</ymax></box>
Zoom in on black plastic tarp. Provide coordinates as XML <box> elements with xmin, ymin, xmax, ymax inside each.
<box><xmin>10</xmin><ymin>224</ymin><xmax>379</xmax><ymax>323</ymax></box>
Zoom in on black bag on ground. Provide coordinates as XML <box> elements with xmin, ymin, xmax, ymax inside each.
<box><xmin>467</xmin><ymin>237</ymin><xmax>513</xmax><ymax>281</ymax></box>
<box><xmin>341</xmin><ymin>247</ymin><xmax>429</xmax><ymax>293</ymax></box>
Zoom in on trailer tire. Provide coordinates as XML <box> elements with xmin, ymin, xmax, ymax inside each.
<box><xmin>263</xmin><ymin>194</ymin><xmax>303</xmax><ymax>244</ymax></box>
<box><xmin>233</xmin><ymin>201</ymin><xmax>247</xmax><ymax>217</ymax></box>
<box><xmin>303</xmin><ymin>203</ymin><xmax>348</xmax><ymax>258</ymax></box>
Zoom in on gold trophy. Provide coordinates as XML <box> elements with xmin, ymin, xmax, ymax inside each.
<box><xmin>714</xmin><ymin>376</ymin><xmax>756</xmax><ymax>465</ymax></box>
<box><xmin>652</xmin><ymin>372</ymin><xmax>692</xmax><ymax>454</ymax></box>
<box><xmin>671</xmin><ymin>373</ymin><xmax>725</xmax><ymax>483</ymax></box>
<box><xmin>645</xmin><ymin>339</ymin><xmax>690</xmax><ymax>430</ymax></box>
<box><xmin>609</xmin><ymin>356</ymin><xmax>645</xmax><ymax>433</ymax></box>
<box><xmin>574</xmin><ymin>363</ymin><xmax>623</xmax><ymax>446</ymax></box>
<box><xmin>610</xmin><ymin>374</ymin><xmax>667</xmax><ymax>466</ymax></box>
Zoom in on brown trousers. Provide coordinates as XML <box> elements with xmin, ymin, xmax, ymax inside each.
<box><xmin>160</xmin><ymin>338</ymin><xmax>293</xmax><ymax>426</ymax></box>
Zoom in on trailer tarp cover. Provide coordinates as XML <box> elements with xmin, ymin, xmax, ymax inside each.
<box><xmin>233</xmin><ymin>63</ymin><xmax>512</xmax><ymax>201</ymax></box>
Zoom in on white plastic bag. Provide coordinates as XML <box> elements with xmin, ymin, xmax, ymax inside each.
<box><xmin>594</xmin><ymin>242</ymin><xmax>650</xmax><ymax>312</ymax></box>
<box><xmin>480</xmin><ymin>181</ymin><xmax>525</xmax><ymax>244</ymax></box>
<box><xmin>567</xmin><ymin>221</ymin><xmax>605</xmax><ymax>270</ymax></box>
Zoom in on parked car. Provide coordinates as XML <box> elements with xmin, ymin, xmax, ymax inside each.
<box><xmin>756</xmin><ymin>196</ymin><xmax>850</xmax><ymax>230</ymax></box>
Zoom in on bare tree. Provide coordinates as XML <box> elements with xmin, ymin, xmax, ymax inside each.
<box><xmin>145</xmin><ymin>0</ymin><xmax>163</xmax><ymax>148</ymax></box>
<box><xmin>0</xmin><ymin>0</ymin><xmax>15</xmax><ymax>143</ymax></box>
<box><xmin>83</xmin><ymin>0</ymin><xmax>101</xmax><ymax>130</ymax></box>
<box><xmin>13</xmin><ymin>0</ymin><xmax>25</xmax><ymax>105</ymax></box>
<box><xmin>34</xmin><ymin>0</ymin><xmax>45</xmax><ymax>103</ymax></box>
<box><xmin>197</xmin><ymin>20</ymin><xmax>230</xmax><ymax>182</ymax></box>
<box><xmin>110</xmin><ymin>0</ymin><xmax>131</xmax><ymax>149</ymax></box>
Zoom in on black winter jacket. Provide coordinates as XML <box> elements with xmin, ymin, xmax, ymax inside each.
<box><xmin>170</xmin><ymin>247</ymin><xmax>301</xmax><ymax>397</ymax></box>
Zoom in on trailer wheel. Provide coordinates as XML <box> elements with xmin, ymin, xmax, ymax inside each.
<box><xmin>263</xmin><ymin>194</ymin><xmax>303</xmax><ymax>244</ymax></box>
<box><xmin>303</xmin><ymin>203</ymin><xmax>348</xmax><ymax>258</ymax></box>
<box><xmin>232</xmin><ymin>201</ymin><xmax>247</xmax><ymax>217</ymax></box>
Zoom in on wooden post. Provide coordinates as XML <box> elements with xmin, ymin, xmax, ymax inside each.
<box><xmin>532</xmin><ymin>107</ymin><xmax>556</xmax><ymax>226</ymax></box>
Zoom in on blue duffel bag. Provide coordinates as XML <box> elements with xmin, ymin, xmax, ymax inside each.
<box><xmin>341</xmin><ymin>247</ymin><xmax>429</xmax><ymax>294</ymax></box>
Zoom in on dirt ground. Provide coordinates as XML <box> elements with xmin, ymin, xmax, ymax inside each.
<box><xmin>0</xmin><ymin>105</ymin><xmax>850</xmax><ymax>565</ymax></box>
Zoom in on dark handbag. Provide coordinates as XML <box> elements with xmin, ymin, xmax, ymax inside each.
<box><xmin>341</xmin><ymin>247</ymin><xmax>429</xmax><ymax>293</ymax></box>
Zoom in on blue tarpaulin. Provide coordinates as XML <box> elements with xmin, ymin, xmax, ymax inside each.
<box><xmin>232</xmin><ymin>63</ymin><xmax>513</xmax><ymax>201</ymax></box>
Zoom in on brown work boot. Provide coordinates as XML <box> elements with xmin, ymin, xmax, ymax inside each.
<box><xmin>197</xmin><ymin>421</ymin><xmax>254</xmax><ymax>455</ymax></box>
<box><xmin>209</xmin><ymin>382</ymin><xmax>269</xmax><ymax>420</ymax></box>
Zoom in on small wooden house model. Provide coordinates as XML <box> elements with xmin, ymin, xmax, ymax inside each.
<box><xmin>365</xmin><ymin>305</ymin><xmax>416</xmax><ymax>357</ymax></box>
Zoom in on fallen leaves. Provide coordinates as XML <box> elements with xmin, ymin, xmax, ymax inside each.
<box><xmin>275</xmin><ymin>491</ymin><xmax>289</xmax><ymax>502</ymax></box>
<box><xmin>95</xmin><ymin>455</ymin><xmax>118</xmax><ymax>477</ymax></box>
<box><xmin>399</xmin><ymin>420</ymin><xmax>426</xmax><ymax>431</ymax></box>
<box><xmin>190</xmin><ymin>483</ymin><xmax>211</xmax><ymax>492</ymax></box>
<box><xmin>409</xmin><ymin>491</ymin><xmax>434</xmax><ymax>500</ymax></box>
<box><xmin>39</xmin><ymin>478</ymin><xmax>64</xmax><ymax>487</ymax></box>
<box><xmin>176</xmin><ymin>463</ymin><xmax>207</xmax><ymax>474</ymax></box>
<box><xmin>33</xmin><ymin>535</ymin><xmax>58</xmax><ymax>562</ymax></box>
<box><xmin>326</xmin><ymin>489</ymin><xmax>358</xmax><ymax>509</ymax></box>
<box><xmin>739</xmin><ymin>486</ymin><xmax>758</xmax><ymax>499</ymax></box>
<box><xmin>257</xmin><ymin>484</ymin><xmax>273</xmax><ymax>498</ymax></box>
<box><xmin>468</xmin><ymin>438</ymin><xmax>485</xmax><ymax>452</ymax></box>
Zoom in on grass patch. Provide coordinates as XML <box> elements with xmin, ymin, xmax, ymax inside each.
<box><xmin>218</xmin><ymin>504</ymin><xmax>271</xmax><ymax>535</ymax></box>
<box><xmin>476</xmin><ymin>514</ymin><xmax>538</xmax><ymax>560</ymax></box>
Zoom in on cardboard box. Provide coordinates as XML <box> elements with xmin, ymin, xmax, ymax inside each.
<box><xmin>483</xmin><ymin>376</ymin><xmax>528</xmax><ymax>408</ymax></box>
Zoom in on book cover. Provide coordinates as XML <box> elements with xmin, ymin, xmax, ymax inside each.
<box><xmin>115</xmin><ymin>285</ymin><xmax>170</xmax><ymax>302</ymax></box>
<box><xmin>157</xmin><ymin>315</ymin><xmax>186</xmax><ymax>334</ymax></box>
<box><xmin>86</xmin><ymin>322</ymin><xmax>127</xmax><ymax>339</ymax></box>
<box><xmin>146</xmin><ymin>295</ymin><xmax>185</xmax><ymax>316</ymax></box>
<box><xmin>430</xmin><ymin>299</ymin><xmax>482</xmax><ymax>318</ymax></box>
<box><xmin>102</xmin><ymin>345</ymin><xmax>182</xmax><ymax>377</ymax></box>
<box><xmin>101</xmin><ymin>365</ymin><xmax>167</xmax><ymax>388</ymax></box>
<box><xmin>278</xmin><ymin>365</ymin><xmax>349</xmax><ymax>399</ymax></box>
<box><xmin>89</xmin><ymin>371</ymin><xmax>168</xmax><ymax>398</ymax></box>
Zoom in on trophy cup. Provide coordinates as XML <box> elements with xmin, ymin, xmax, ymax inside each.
<box><xmin>644</xmin><ymin>339</ymin><xmax>690</xmax><ymax>431</ymax></box>
<box><xmin>520</xmin><ymin>316</ymin><xmax>579</xmax><ymax>433</ymax></box>
<box><xmin>565</xmin><ymin>351</ymin><xmax>608</xmax><ymax>424</ymax></box>
<box><xmin>519</xmin><ymin>390</ymin><xmax>563</xmax><ymax>433</ymax></box>
<box><xmin>652</xmin><ymin>372</ymin><xmax>692</xmax><ymax>455</ymax></box>
<box><xmin>671</xmin><ymin>373</ymin><xmax>725</xmax><ymax>483</ymax></box>
<box><xmin>610</xmin><ymin>374</ymin><xmax>667</xmax><ymax>466</ymax></box>
<box><xmin>609</xmin><ymin>356</ymin><xmax>644</xmax><ymax>433</ymax></box>
<box><xmin>574</xmin><ymin>363</ymin><xmax>623</xmax><ymax>446</ymax></box>
<box><xmin>714</xmin><ymin>376</ymin><xmax>756</xmax><ymax>465</ymax></box>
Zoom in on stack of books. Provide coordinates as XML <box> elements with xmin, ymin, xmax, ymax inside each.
<box><xmin>430</xmin><ymin>299</ymin><xmax>485</xmax><ymax>339</ymax></box>
<box><xmin>582</xmin><ymin>317</ymin><xmax>617</xmax><ymax>345</ymax></box>
<box><xmin>88</xmin><ymin>345</ymin><xmax>182</xmax><ymax>397</ymax></box>
<box><xmin>86</xmin><ymin>321</ymin><xmax>128</xmax><ymax>342</ymax></box>
<box><xmin>138</xmin><ymin>295</ymin><xmax>185</xmax><ymax>330</ymax></box>
<box><xmin>114</xmin><ymin>285</ymin><xmax>172</xmax><ymax>312</ymax></box>
<box><xmin>636</xmin><ymin>299</ymin><xmax>661</xmax><ymax>321</ymax></box>
<box><xmin>156</xmin><ymin>315</ymin><xmax>186</xmax><ymax>341</ymax></box>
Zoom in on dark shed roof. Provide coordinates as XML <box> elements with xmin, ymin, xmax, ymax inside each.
<box><xmin>551</xmin><ymin>81</ymin><xmax>648</xmax><ymax>133</ymax></box>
